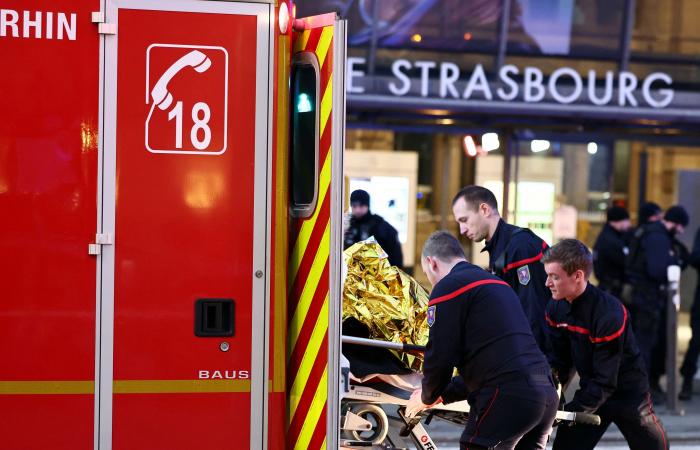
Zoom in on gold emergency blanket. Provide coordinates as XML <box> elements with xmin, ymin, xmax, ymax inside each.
<box><xmin>342</xmin><ymin>240</ymin><xmax>430</xmax><ymax>370</ymax></box>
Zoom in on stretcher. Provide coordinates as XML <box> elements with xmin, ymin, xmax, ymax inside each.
<box><xmin>339</xmin><ymin>336</ymin><xmax>601</xmax><ymax>450</ymax></box>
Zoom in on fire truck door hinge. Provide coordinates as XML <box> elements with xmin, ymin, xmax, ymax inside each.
<box><xmin>92</xmin><ymin>11</ymin><xmax>116</xmax><ymax>35</ymax></box>
<box><xmin>89</xmin><ymin>233</ymin><xmax>113</xmax><ymax>256</ymax></box>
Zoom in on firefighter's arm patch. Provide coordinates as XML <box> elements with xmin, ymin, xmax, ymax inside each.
<box><xmin>517</xmin><ymin>265</ymin><xmax>531</xmax><ymax>285</ymax></box>
<box><xmin>427</xmin><ymin>305</ymin><xmax>436</xmax><ymax>327</ymax></box>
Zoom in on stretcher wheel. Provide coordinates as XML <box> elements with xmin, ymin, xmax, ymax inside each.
<box><xmin>349</xmin><ymin>404</ymin><xmax>389</xmax><ymax>444</ymax></box>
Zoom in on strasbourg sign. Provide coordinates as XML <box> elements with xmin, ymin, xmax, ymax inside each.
<box><xmin>347</xmin><ymin>57</ymin><xmax>675</xmax><ymax>109</ymax></box>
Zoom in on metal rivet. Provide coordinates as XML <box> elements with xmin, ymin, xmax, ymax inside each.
<box><xmin>255</xmin><ymin>270</ymin><xmax>264</xmax><ymax>278</ymax></box>
<box><xmin>220</xmin><ymin>342</ymin><xmax>230</xmax><ymax>352</ymax></box>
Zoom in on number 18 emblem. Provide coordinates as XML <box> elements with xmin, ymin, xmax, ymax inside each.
<box><xmin>145</xmin><ymin>44</ymin><xmax>228</xmax><ymax>155</ymax></box>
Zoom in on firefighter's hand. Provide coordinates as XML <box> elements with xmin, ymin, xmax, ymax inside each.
<box><xmin>406</xmin><ymin>389</ymin><xmax>441</xmax><ymax>418</ymax></box>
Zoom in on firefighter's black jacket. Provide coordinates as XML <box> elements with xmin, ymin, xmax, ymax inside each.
<box><xmin>421</xmin><ymin>261</ymin><xmax>549</xmax><ymax>404</ymax></box>
<box><xmin>546</xmin><ymin>283</ymin><xmax>649</xmax><ymax>413</ymax></box>
<box><xmin>483</xmin><ymin>219</ymin><xmax>550</xmax><ymax>352</ymax></box>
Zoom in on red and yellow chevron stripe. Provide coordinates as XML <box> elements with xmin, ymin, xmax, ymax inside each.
<box><xmin>287</xmin><ymin>22</ymin><xmax>334</xmax><ymax>450</ymax></box>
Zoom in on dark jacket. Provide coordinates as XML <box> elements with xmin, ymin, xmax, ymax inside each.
<box><xmin>546</xmin><ymin>284</ymin><xmax>649</xmax><ymax>413</ymax></box>
<box><xmin>691</xmin><ymin>228</ymin><xmax>700</xmax><ymax>304</ymax></box>
<box><xmin>482</xmin><ymin>219</ymin><xmax>550</xmax><ymax>353</ymax></box>
<box><xmin>593</xmin><ymin>223</ymin><xmax>629</xmax><ymax>295</ymax></box>
<box><xmin>344</xmin><ymin>212</ymin><xmax>403</xmax><ymax>268</ymax></box>
<box><xmin>627</xmin><ymin>221</ymin><xmax>678</xmax><ymax>286</ymax></box>
<box><xmin>691</xmin><ymin>229</ymin><xmax>700</xmax><ymax>271</ymax></box>
<box><xmin>421</xmin><ymin>261</ymin><xmax>549</xmax><ymax>404</ymax></box>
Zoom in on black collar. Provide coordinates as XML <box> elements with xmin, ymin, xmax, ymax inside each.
<box><xmin>569</xmin><ymin>283</ymin><xmax>593</xmax><ymax>312</ymax></box>
<box><xmin>482</xmin><ymin>219</ymin><xmax>505</xmax><ymax>254</ymax></box>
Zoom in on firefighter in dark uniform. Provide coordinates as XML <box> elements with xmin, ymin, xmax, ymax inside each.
<box><xmin>344</xmin><ymin>189</ymin><xmax>404</xmax><ymax>268</ymax></box>
<box><xmin>592</xmin><ymin>206</ymin><xmax>632</xmax><ymax>298</ymax></box>
<box><xmin>627</xmin><ymin>205</ymin><xmax>689</xmax><ymax>397</ymax></box>
<box><xmin>452</xmin><ymin>185</ymin><xmax>550</xmax><ymax>354</ymax></box>
<box><xmin>406</xmin><ymin>231</ymin><xmax>558</xmax><ymax>450</ymax></box>
<box><xmin>679</xmin><ymin>227</ymin><xmax>700</xmax><ymax>400</ymax></box>
<box><xmin>542</xmin><ymin>239</ymin><xmax>668</xmax><ymax>450</ymax></box>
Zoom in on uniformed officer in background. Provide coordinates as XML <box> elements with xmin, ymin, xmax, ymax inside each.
<box><xmin>592</xmin><ymin>206</ymin><xmax>632</xmax><ymax>298</ymax></box>
<box><xmin>451</xmin><ymin>185</ymin><xmax>550</xmax><ymax>354</ymax></box>
<box><xmin>543</xmin><ymin>239</ymin><xmax>668</xmax><ymax>450</ymax></box>
<box><xmin>626</xmin><ymin>205</ymin><xmax>690</xmax><ymax>399</ymax></box>
<box><xmin>406</xmin><ymin>231</ymin><xmax>558</xmax><ymax>450</ymax></box>
<box><xmin>638</xmin><ymin>202</ymin><xmax>663</xmax><ymax>226</ymax></box>
<box><xmin>679</xmin><ymin>227</ymin><xmax>700</xmax><ymax>400</ymax></box>
<box><xmin>343</xmin><ymin>189</ymin><xmax>404</xmax><ymax>268</ymax></box>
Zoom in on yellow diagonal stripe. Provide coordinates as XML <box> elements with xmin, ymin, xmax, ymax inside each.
<box><xmin>294</xmin><ymin>29</ymin><xmax>311</xmax><ymax>53</ymax></box>
<box><xmin>288</xmin><ymin>298</ymin><xmax>329</xmax><ymax>421</ymax></box>
<box><xmin>0</xmin><ymin>381</ymin><xmax>94</xmax><ymax>395</ymax></box>
<box><xmin>113</xmin><ymin>379</ymin><xmax>251</xmax><ymax>394</ymax></box>
<box><xmin>294</xmin><ymin>366</ymin><xmax>328</xmax><ymax>450</ymax></box>
<box><xmin>288</xmin><ymin>152</ymin><xmax>331</xmax><ymax>287</ymax></box>
<box><xmin>289</xmin><ymin>223</ymin><xmax>330</xmax><ymax>353</ymax></box>
<box><xmin>320</xmin><ymin>437</ymin><xmax>327</xmax><ymax>450</ymax></box>
<box><xmin>315</xmin><ymin>27</ymin><xmax>333</xmax><ymax>68</ymax></box>
<box><xmin>319</xmin><ymin>75</ymin><xmax>333</xmax><ymax>137</ymax></box>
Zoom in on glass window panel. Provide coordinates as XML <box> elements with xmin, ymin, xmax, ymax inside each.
<box><xmin>632</xmin><ymin>0</ymin><xmax>700</xmax><ymax>56</ymax></box>
<box><xmin>290</xmin><ymin>62</ymin><xmax>319</xmax><ymax>214</ymax></box>
<box><xmin>298</xmin><ymin>0</ymin><xmax>500</xmax><ymax>52</ymax></box>
<box><xmin>509</xmin><ymin>0</ymin><xmax>625</xmax><ymax>57</ymax></box>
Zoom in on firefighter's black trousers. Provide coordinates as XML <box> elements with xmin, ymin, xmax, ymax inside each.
<box><xmin>459</xmin><ymin>374</ymin><xmax>558</xmax><ymax>450</ymax></box>
<box><xmin>552</xmin><ymin>391</ymin><xmax>668</xmax><ymax>450</ymax></box>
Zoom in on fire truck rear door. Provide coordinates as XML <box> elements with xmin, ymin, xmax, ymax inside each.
<box><xmin>97</xmin><ymin>1</ymin><xmax>272</xmax><ymax>449</ymax></box>
<box><xmin>287</xmin><ymin>13</ymin><xmax>346</xmax><ymax>450</ymax></box>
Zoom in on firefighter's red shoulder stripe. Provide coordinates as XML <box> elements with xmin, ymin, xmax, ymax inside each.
<box><xmin>545</xmin><ymin>303</ymin><xmax>628</xmax><ymax>343</ymax></box>
<box><xmin>545</xmin><ymin>314</ymin><xmax>591</xmax><ymax>336</ymax></box>
<box><xmin>502</xmin><ymin>241</ymin><xmax>548</xmax><ymax>273</ymax></box>
<box><xmin>590</xmin><ymin>304</ymin><xmax>628</xmax><ymax>343</ymax></box>
<box><xmin>428</xmin><ymin>279</ymin><xmax>510</xmax><ymax>306</ymax></box>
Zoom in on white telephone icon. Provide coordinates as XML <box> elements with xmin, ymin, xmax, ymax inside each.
<box><xmin>150</xmin><ymin>50</ymin><xmax>211</xmax><ymax>110</ymax></box>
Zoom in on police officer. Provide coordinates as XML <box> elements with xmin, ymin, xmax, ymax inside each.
<box><xmin>344</xmin><ymin>189</ymin><xmax>404</xmax><ymax>268</ymax></box>
<box><xmin>679</xmin><ymin>227</ymin><xmax>700</xmax><ymax>400</ymax></box>
<box><xmin>627</xmin><ymin>205</ymin><xmax>689</xmax><ymax>398</ymax></box>
<box><xmin>406</xmin><ymin>231</ymin><xmax>558</xmax><ymax>450</ymax></box>
<box><xmin>638</xmin><ymin>201</ymin><xmax>663</xmax><ymax>226</ymax></box>
<box><xmin>592</xmin><ymin>206</ymin><xmax>632</xmax><ymax>298</ymax></box>
<box><xmin>452</xmin><ymin>185</ymin><xmax>550</xmax><ymax>353</ymax></box>
<box><xmin>543</xmin><ymin>239</ymin><xmax>668</xmax><ymax>450</ymax></box>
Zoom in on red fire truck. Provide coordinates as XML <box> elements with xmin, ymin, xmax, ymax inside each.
<box><xmin>0</xmin><ymin>1</ymin><xmax>346</xmax><ymax>449</ymax></box>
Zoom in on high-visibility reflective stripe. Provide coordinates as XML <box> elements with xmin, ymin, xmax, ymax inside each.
<box><xmin>0</xmin><ymin>381</ymin><xmax>94</xmax><ymax>395</ymax></box>
<box><xmin>273</xmin><ymin>34</ymin><xmax>291</xmax><ymax>394</ymax></box>
<box><xmin>0</xmin><ymin>379</ymin><xmax>251</xmax><ymax>394</ymax></box>
<box><xmin>315</xmin><ymin>27</ymin><xmax>333</xmax><ymax>68</ymax></box>
<box><xmin>294</xmin><ymin>367</ymin><xmax>328</xmax><ymax>450</ymax></box>
<box><xmin>320</xmin><ymin>75</ymin><xmax>333</xmax><ymax>136</ymax></box>
<box><xmin>288</xmin><ymin>298</ymin><xmax>328</xmax><ymax>419</ymax></box>
<box><xmin>113</xmin><ymin>379</ymin><xmax>251</xmax><ymax>394</ymax></box>
<box><xmin>289</xmin><ymin>223</ymin><xmax>330</xmax><ymax>352</ymax></box>
<box><xmin>288</xmin><ymin>22</ymin><xmax>333</xmax><ymax>450</ymax></box>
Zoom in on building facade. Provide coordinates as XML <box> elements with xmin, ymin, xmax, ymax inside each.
<box><xmin>300</xmin><ymin>0</ymin><xmax>700</xmax><ymax>297</ymax></box>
